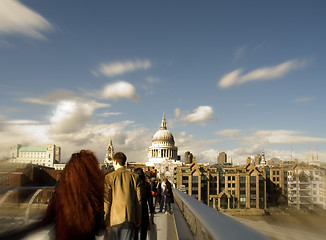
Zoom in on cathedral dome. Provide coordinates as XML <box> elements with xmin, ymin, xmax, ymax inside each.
<box><xmin>151</xmin><ymin>113</ymin><xmax>175</xmax><ymax>146</ymax></box>
<box><xmin>152</xmin><ymin>129</ymin><xmax>175</xmax><ymax>143</ymax></box>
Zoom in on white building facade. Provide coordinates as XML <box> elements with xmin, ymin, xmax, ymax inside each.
<box><xmin>146</xmin><ymin>113</ymin><xmax>182</xmax><ymax>182</ymax></box>
<box><xmin>10</xmin><ymin>144</ymin><xmax>61</xmax><ymax>168</ymax></box>
<box><xmin>287</xmin><ymin>164</ymin><xmax>326</xmax><ymax>210</ymax></box>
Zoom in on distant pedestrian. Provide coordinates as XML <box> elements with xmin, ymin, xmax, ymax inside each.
<box><xmin>104</xmin><ymin>152</ymin><xmax>142</xmax><ymax>240</ymax></box>
<box><xmin>163</xmin><ymin>178</ymin><xmax>174</xmax><ymax>214</ymax></box>
<box><xmin>158</xmin><ymin>179</ymin><xmax>165</xmax><ymax>212</ymax></box>
<box><xmin>150</xmin><ymin>179</ymin><xmax>158</xmax><ymax>207</ymax></box>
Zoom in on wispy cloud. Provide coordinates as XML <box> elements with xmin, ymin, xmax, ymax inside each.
<box><xmin>0</xmin><ymin>0</ymin><xmax>53</xmax><ymax>39</ymax></box>
<box><xmin>214</xmin><ymin>128</ymin><xmax>326</xmax><ymax>164</ymax></box>
<box><xmin>245</xmin><ymin>130</ymin><xmax>326</xmax><ymax>145</ymax></box>
<box><xmin>2</xmin><ymin>119</ymin><xmax>39</xmax><ymax>125</ymax></box>
<box><xmin>220</xmin><ymin>129</ymin><xmax>326</xmax><ymax>146</ymax></box>
<box><xmin>214</xmin><ymin>128</ymin><xmax>326</xmax><ymax>165</ymax></box>
<box><xmin>94</xmin><ymin>59</ymin><xmax>151</xmax><ymax>77</ymax></box>
<box><xmin>175</xmin><ymin>106</ymin><xmax>215</xmax><ymax>124</ymax></box>
<box><xmin>21</xmin><ymin>90</ymin><xmax>76</xmax><ymax>105</ymax></box>
<box><xmin>97</xmin><ymin>112</ymin><xmax>122</xmax><ymax>117</ymax></box>
<box><xmin>234</xmin><ymin>45</ymin><xmax>246</xmax><ymax>61</ymax></box>
<box><xmin>293</xmin><ymin>97</ymin><xmax>312</xmax><ymax>103</ymax></box>
<box><xmin>216</xmin><ymin>129</ymin><xmax>242</xmax><ymax>137</ymax></box>
<box><xmin>218</xmin><ymin>59</ymin><xmax>307</xmax><ymax>88</ymax></box>
<box><xmin>100</xmin><ymin>81</ymin><xmax>140</xmax><ymax>101</ymax></box>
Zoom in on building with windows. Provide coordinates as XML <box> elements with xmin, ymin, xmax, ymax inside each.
<box><xmin>9</xmin><ymin>144</ymin><xmax>61</xmax><ymax>168</ymax></box>
<box><xmin>266</xmin><ymin>163</ymin><xmax>293</xmax><ymax>206</ymax></box>
<box><xmin>0</xmin><ymin>163</ymin><xmax>62</xmax><ymax>203</ymax></box>
<box><xmin>217</xmin><ymin>152</ymin><xmax>227</xmax><ymax>165</ymax></box>
<box><xmin>146</xmin><ymin>113</ymin><xmax>182</xmax><ymax>182</ymax></box>
<box><xmin>176</xmin><ymin>161</ymin><xmax>267</xmax><ymax>210</ymax></box>
<box><xmin>184</xmin><ymin>151</ymin><xmax>194</xmax><ymax>164</ymax></box>
<box><xmin>287</xmin><ymin>163</ymin><xmax>326</xmax><ymax>210</ymax></box>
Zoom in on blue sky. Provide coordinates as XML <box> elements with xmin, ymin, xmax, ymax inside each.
<box><xmin>0</xmin><ymin>0</ymin><xmax>326</xmax><ymax>164</ymax></box>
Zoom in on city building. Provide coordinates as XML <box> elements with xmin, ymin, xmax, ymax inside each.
<box><xmin>176</xmin><ymin>161</ymin><xmax>267</xmax><ymax>210</ymax></box>
<box><xmin>9</xmin><ymin>144</ymin><xmax>61</xmax><ymax>168</ymax></box>
<box><xmin>0</xmin><ymin>163</ymin><xmax>62</xmax><ymax>203</ymax></box>
<box><xmin>54</xmin><ymin>163</ymin><xmax>66</xmax><ymax>170</ymax></box>
<box><xmin>217</xmin><ymin>152</ymin><xmax>227</xmax><ymax>165</ymax></box>
<box><xmin>287</xmin><ymin>163</ymin><xmax>326</xmax><ymax>210</ymax></box>
<box><xmin>266</xmin><ymin>163</ymin><xmax>293</xmax><ymax>207</ymax></box>
<box><xmin>146</xmin><ymin>113</ymin><xmax>182</xmax><ymax>182</ymax></box>
<box><xmin>246</xmin><ymin>152</ymin><xmax>266</xmax><ymax>166</ymax></box>
<box><xmin>184</xmin><ymin>151</ymin><xmax>193</xmax><ymax>164</ymax></box>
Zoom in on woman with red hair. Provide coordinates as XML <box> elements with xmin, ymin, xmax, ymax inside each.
<box><xmin>40</xmin><ymin>150</ymin><xmax>105</xmax><ymax>240</ymax></box>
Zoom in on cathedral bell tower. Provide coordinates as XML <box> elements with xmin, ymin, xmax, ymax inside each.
<box><xmin>104</xmin><ymin>139</ymin><xmax>114</xmax><ymax>165</ymax></box>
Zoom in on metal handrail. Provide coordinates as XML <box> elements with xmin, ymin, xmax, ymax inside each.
<box><xmin>0</xmin><ymin>186</ymin><xmax>55</xmax><ymax>226</ymax></box>
<box><xmin>173</xmin><ymin>188</ymin><xmax>270</xmax><ymax>240</ymax></box>
<box><xmin>0</xmin><ymin>186</ymin><xmax>55</xmax><ymax>191</ymax></box>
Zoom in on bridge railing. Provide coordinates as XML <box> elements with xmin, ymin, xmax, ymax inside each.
<box><xmin>0</xmin><ymin>186</ymin><xmax>55</xmax><ymax>237</ymax></box>
<box><xmin>173</xmin><ymin>188</ymin><xmax>270</xmax><ymax>240</ymax></box>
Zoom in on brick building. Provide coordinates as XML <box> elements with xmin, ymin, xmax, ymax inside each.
<box><xmin>175</xmin><ymin>162</ymin><xmax>267</xmax><ymax>210</ymax></box>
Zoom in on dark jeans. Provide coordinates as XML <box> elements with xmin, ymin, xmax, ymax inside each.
<box><xmin>134</xmin><ymin>222</ymin><xmax>148</xmax><ymax>240</ymax></box>
<box><xmin>159</xmin><ymin>196</ymin><xmax>165</xmax><ymax>212</ymax></box>
<box><xmin>109</xmin><ymin>222</ymin><xmax>135</xmax><ymax>240</ymax></box>
<box><xmin>165</xmin><ymin>202</ymin><xmax>171</xmax><ymax>213</ymax></box>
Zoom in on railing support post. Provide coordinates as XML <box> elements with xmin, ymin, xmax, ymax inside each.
<box><xmin>0</xmin><ymin>190</ymin><xmax>14</xmax><ymax>208</ymax></box>
<box><xmin>25</xmin><ymin>189</ymin><xmax>43</xmax><ymax>224</ymax></box>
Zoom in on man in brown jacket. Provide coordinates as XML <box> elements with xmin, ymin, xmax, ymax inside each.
<box><xmin>104</xmin><ymin>152</ymin><xmax>142</xmax><ymax>240</ymax></box>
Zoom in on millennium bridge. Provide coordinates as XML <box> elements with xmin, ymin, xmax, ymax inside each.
<box><xmin>0</xmin><ymin>187</ymin><xmax>324</xmax><ymax>240</ymax></box>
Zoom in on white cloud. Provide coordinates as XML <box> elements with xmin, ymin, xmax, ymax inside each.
<box><xmin>0</xmin><ymin>116</ymin><xmax>153</xmax><ymax>163</ymax></box>
<box><xmin>218</xmin><ymin>59</ymin><xmax>307</xmax><ymax>88</ymax></box>
<box><xmin>0</xmin><ymin>120</ymin><xmax>50</xmax><ymax>149</ymax></box>
<box><xmin>49</xmin><ymin>100</ymin><xmax>108</xmax><ymax>134</ymax></box>
<box><xmin>101</xmin><ymin>81</ymin><xmax>140</xmax><ymax>101</ymax></box>
<box><xmin>0</xmin><ymin>0</ymin><xmax>53</xmax><ymax>39</ymax></box>
<box><xmin>176</xmin><ymin>106</ymin><xmax>214</xmax><ymax>124</ymax></box>
<box><xmin>174</xmin><ymin>131</ymin><xmax>219</xmax><ymax>164</ymax></box>
<box><xmin>242</xmin><ymin>130</ymin><xmax>326</xmax><ymax>145</ymax></box>
<box><xmin>95</xmin><ymin>59</ymin><xmax>151</xmax><ymax>77</ymax></box>
<box><xmin>1</xmin><ymin>112</ymin><xmax>326</xmax><ymax>165</ymax></box>
<box><xmin>220</xmin><ymin>129</ymin><xmax>326</xmax><ymax>146</ymax></box>
<box><xmin>222</xmin><ymin>146</ymin><xmax>325</xmax><ymax>166</ymax></box>
<box><xmin>216</xmin><ymin>129</ymin><xmax>242</xmax><ymax>137</ymax></box>
<box><xmin>214</xmin><ymin>129</ymin><xmax>326</xmax><ymax>164</ymax></box>
<box><xmin>196</xmin><ymin>148</ymin><xmax>220</xmax><ymax>164</ymax></box>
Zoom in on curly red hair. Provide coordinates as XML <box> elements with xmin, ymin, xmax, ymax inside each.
<box><xmin>57</xmin><ymin>150</ymin><xmax>104</xmax><ymax>234</ymax></box>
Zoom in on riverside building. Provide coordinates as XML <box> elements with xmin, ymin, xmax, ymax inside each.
<box><xmin>9</xmin><ymin>144</ymin><xmax>61</xmax><ymax>168</ymax></box>
<box><xmin>175</xmin><ymin>161</ymin><xmax>267</xmax><ymax>210</ymax></box>
<box><xmin>287</xmin><ymin>163</ymin><xmax>326</xmax><ymax>210</ymax></box>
